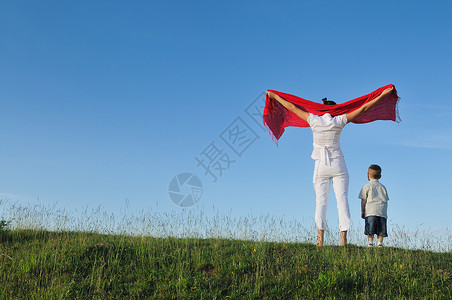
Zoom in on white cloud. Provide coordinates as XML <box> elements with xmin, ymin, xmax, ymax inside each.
<box><xmin>0</xmin><ymin>193</ymin><xmax>19</xmax><ymax>199</ymax></box>
<box><xmin>397</xmin><ymin>133</ymin><xmax>452</xmax><ymax>150</ymax></box>
<box><xmin>408</xmin><ymin>104</ymin><xmax>452</xmax><ymax>118</ymax></box>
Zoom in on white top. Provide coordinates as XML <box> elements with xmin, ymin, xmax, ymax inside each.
<box><xmin>359</xmin><ymin>179</ymin><xmax>389</xmax><ymax>218</ymax></box>
<box><xmin>307</xmin><ymin>113</ymin><xmax>348</xmax><ymax>165</ymax></box>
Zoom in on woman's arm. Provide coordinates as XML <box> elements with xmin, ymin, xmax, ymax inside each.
<box><xmin>267</xmin><ymin>91</ymin><xmax>309</xmax><ymax>122</ymax></box>
<box><xmin>345</xmin><ymin>86</ymin><xmax>394</xmax><ymax>123</ymax></box>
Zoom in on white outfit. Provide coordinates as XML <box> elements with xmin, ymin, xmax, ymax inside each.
<box><xmin>307</xmin><ymin>113</ymin><xmax>350</xmax><ymax>231</ymax></box>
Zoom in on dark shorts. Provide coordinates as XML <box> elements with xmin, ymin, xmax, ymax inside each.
<box><xmin>364</xmin><ymin>216</ymin><xmax>388</xmax><ymax>237</ymax></box>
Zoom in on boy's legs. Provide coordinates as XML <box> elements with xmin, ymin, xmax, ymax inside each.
<box><xmin>377</xmin><ymin>235</ymin><xmax>384</xmax><ymax>246</ymax></box>
<box><xmin>377</xmin><ymin>217</ymin><xmax>387</xmax><ymax>246</ymax></box>
<box><xmin>365</xmin><ymin>217</ymin><xmax>376</xmax><ymax>246</ymax></box>
<box><xmin>368</xmin><ymin>234</ymin><xmax>375</xmax><ymax>245</ymax></box>
<box><xmin>366</xmin><ymin>217</ymin><xmax>387</xmax><ymax>246</ymax></box>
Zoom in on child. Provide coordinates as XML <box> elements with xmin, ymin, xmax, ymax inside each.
<box><xmin>359</xmin><ymin>164</ymin><xmax>389</xmax><ymax>247</ymax></box>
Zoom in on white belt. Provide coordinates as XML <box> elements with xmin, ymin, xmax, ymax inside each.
<box><xmin>320</xmin><ymin>146</ymin><xmax>331</xmax><ymax>166</ymax></box>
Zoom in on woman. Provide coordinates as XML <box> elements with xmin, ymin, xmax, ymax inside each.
<box><xmin>267</xmin><ymin>86</ymin><xmax>394</xmax><ymax>246</ymax></box>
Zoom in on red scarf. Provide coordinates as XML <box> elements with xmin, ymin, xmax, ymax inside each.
<box><xmin>263</xmin><ymin>84</ymin><xmax>400</xmax><ymax>143</ymax></box>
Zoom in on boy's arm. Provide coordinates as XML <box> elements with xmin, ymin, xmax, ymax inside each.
<box><xmin>267</xmin><ymin>91</ymin><xmax>309</xmax><ymax>122</ymax></box>
<box><xmin>360</xmin><ymin>198</ymin><xmax>366</xmax><ymax>219</ymax></box>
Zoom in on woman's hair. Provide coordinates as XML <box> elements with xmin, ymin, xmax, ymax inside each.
<box><xmin>322</xmin><ymin>97</ymin><xmax>336</xmax><ymax>105</ymax></box>
<box><xmin>368</xmin><ymin>164</ymin><xmax>382</xmax><ymax>179</ymax></box>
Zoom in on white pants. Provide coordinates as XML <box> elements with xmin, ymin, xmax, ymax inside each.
<box><xmin>313</xmin><ymin>157</ymin><xmax>350</xmax><ymax>232</ymax></box>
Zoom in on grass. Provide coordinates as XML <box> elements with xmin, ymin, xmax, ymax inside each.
<box><xmin>1</xmin><ymin>225</ymin><xmax>451</xmax><ymax>298</ymax></box>
<box><xmin>0</xmin><ymin>201</ymin><xmax>451</xmax><ymax>298</ymax></box>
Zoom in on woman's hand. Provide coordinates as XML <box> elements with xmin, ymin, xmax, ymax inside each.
<box><xmin>267</xmin><ymin>90</ymin><xmax>309</xmax><ymax>122</ymax></box>
<box><xmin>267</xmin><ymin>91</ymin><xmax>276</xmax><ymax>98</ymax></box>
<box><xmin>381</xmin><ymin>86</ymin><xmax>394</xmax><ymax>96</ymax></box>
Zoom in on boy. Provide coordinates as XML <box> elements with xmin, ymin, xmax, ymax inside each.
<box><xmin>359</xmin><ymin>164</ymin><xmax>389</xmax><ymax>247</ymax></box>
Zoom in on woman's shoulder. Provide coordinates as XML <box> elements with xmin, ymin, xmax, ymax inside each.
<box><xmin>307</xmin><ymin>113</ymin><xmax>318</xmax><ymax>125</ymax></box>
<box><xmin>333</xmin><ymin>114</ymin><xmax>348</xmax><ymax>127</ymax></box>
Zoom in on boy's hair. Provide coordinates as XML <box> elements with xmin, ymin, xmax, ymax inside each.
<box><xmin>368</xmin><ymin>164</ymin><xmax>382</xmax><ymax>179</ymax></box>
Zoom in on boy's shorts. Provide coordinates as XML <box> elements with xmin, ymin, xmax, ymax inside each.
<box><xmin>364</xmin><ymin>216</ymin><xmax>388</xmax><ymax>237</ymax></box>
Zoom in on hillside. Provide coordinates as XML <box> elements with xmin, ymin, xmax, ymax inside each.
<box><xmin>1</xmin><ymin>228</ymin><xmax>451</xmax><ymax>299</ymax></box>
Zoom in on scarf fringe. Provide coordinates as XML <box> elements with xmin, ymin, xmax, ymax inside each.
<box><xmin>395</xmin><ymin>96</ymin><xmax>402</xmax><ymax>123</ymax></box>
<box><xmin>263</xmin><ymin>118</ymin><xmax>278</xmax><ymax>146</ymax></box>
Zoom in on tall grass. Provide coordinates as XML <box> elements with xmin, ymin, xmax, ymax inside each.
<box><xmin>1</xmin><ymin>200</ymin><xmax>318</xmax><ymax>243</ymax></box>
<box><xmin>0</xmin><ymin>199</ymin><xmax>451</xmax><ymax>298</ymax></box>
<box><xmin>1</xmin><ymin>199</ymin><xmax>450</xmax><ymax>252</ymax></box>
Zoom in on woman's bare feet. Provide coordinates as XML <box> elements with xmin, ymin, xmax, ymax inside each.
<box><xmin>340</xmin><ymin>231</ymin><xmax>347</xmax><ymax>246</ymax></box>
<box><xmin>316</xmin><ymin>229</ymin><xmax>324</xmax><ymax>247</ymax></box>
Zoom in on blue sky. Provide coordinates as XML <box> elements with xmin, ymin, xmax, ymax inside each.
<box><xmin>1</xmin><ymin>1</ymin><xmax>451</xmax><ymax>241</ymax></box>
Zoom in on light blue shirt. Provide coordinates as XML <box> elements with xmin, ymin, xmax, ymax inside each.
<box><xmin>359</xmin><ymin>179</ymin><xmax>389</xmax><ymax>218</ymax></box>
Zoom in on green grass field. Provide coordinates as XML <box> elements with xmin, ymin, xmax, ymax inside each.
<box><xmin>0</xmin><ymin>201</ymin><xmax>451</xmax><ymax>298</ymax></box>
<box><xmin>1</xmin><ymin>224</ymin><xmax>451</xmax><ymax>299</ymax></box>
